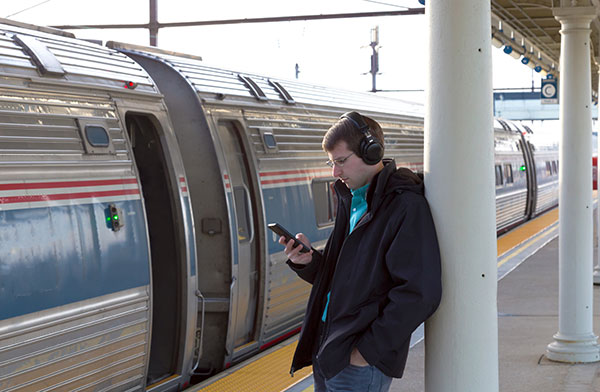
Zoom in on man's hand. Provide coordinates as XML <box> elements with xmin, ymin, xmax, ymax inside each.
<box><xmin>279</xmin><ymin>233</ymin><xmax>313</xmax><ymax>265</ymax></box>
<box><xmin>350</xmin><ymin>347</ymin><xmax>369</xmax><ymax>367</ymax></box>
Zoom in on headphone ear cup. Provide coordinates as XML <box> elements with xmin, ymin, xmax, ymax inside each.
<box><xmin>339</xmin><ymin>111</ymin><xmax>383</xmax><ymax>165</ymax></box>
<box><xmin>360</xmin><ymin>136</ymin><xmax>384</xmax><ymax>165</ymax></box>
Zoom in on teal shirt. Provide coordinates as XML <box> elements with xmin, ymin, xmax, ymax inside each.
<box><xmin>322</xmin><ymin>183</ymin><xmax>370</xmax><ymax>322</ymax></box>
<box><xmin>348</xmin><ymin>184</ymin><xmax>370</xmax><ymax>233</ymax></box>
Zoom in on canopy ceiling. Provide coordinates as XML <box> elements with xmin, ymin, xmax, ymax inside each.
<box><xmin>491</xmin><ymin>0</ymin><xmax>600</xmax><ymax>100</ymax></box>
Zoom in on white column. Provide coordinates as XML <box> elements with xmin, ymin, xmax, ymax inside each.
<box><xmin>546</xmin><ymin>6</ymin><xmax>599</xmax><ymax>363</ymax></box>
<box><xmin>595</xmin><ymin>58</ymin><xmax>600</xmax><ymax>285</ymax></box>
<box><xmin>424</xmin><ymin>1</ymin><xmax>498</xmax><ymax>391</ymax></box>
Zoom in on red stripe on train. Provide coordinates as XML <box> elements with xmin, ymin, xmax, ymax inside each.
<box><xmin>0</xmin><ymin>178</ymin><xmax>138</xmax><ymax>191</ymax></box>
<box><xmin>259</xmin><ymin>327</ymin><xmax>302</xmax><ymax>351</ymax></box>
<box><xmin>261</xmin><ymin>177</ymin><xmax>311</xmax><ymax>185</ymax></box>
<box><xmin>0</xmin><ymin>189</ymin><xmax>140</xmax><ymax>204</ymax></box>
<box><xmin>260</xmin><ymin>169</ymin><xmax>331</xmax><ymax>177</ymax></box>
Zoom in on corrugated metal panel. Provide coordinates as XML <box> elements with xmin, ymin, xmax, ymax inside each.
<box><xmin>0</xmin><ymin>88</ymin><xmax>134</xmax><ymax>180</ymax></box>
<box><xmin>262</xmin><ymin>254</ymin><xmax>310</xmax><ymax>342</ymax></box>
<box><xmin>242</xmin><ymin>108</ymin><xmax>424</xmax><ymax>170</ymax></box>
<box><xmin>536</xmin><ymin>181</ymin><xmax>559</xmax><ymax>214</ymax></box>
<box><xmin>496</xmin><ymin>189</ymin><xmax>527</xmax><ymax>230</ymax></box>
<box><xmin>0</xmin><ymin>288</ymin><xmax>148</xmax><ymax>392</ymax></box>
<box><xmin>0</xmin><ymin>23</ymin><xmax>158</xmax><ymax>94</ymax></box>
<box><xmin>533</xmin><ymin>152</ymin><xmax>559</xmax><ymax>214</ymax></box>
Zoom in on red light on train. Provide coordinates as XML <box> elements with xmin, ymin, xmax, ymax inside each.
<box><xmin>124</xmin><ymin>81</ymin><xmax>138</xmax><ymax>89</ymax></box>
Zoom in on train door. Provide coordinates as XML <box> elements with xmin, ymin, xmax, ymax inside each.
<box><xmin>217</xmin><ymin>120</ymin><xmax>261</xmax><ymax>355</ymax></box>
<box><xmin>125</xmin><ymin>113</ymin><xmax>183</xmax><ymax>386</ymax></box>
<box><xmin>520</xmin><ymin>137</ymin><xmax>538</xmax><ymax>219</ymax></box>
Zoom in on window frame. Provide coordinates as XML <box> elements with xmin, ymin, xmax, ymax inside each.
<box><xmin>311</xmin><ymin>178</ymin><xmax>338</xmax><ymax>227</ymax></box>
<box><xmin>503</xmin><ymin>163</ymin><xmax>513</xmax><ymax>184</ymax></box>
<box><xmin>76</xmin><ymin>118</ymin><xmax>116</xmax><ymax>155</ymax></box>
<box><xmin>495</xmin><ymin>164</ymin><xmax>503</xmax><ymax>187</ymax></box>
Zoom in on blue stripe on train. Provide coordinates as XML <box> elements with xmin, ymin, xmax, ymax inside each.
<box><xmin>263</xmin><ymin>185</ymin><xmax>333</xmax><ymax>255</ymax></box>
<box><xmin>0</xmin><ymin>200</ymin><xmax>150</xmax><ymax>320</ymax></box>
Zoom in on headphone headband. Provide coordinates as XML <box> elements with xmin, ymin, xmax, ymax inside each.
<box><xmin>340</xmin><ymin>111</ymin><xmax>369</xmax><ymax>133</ymax></box>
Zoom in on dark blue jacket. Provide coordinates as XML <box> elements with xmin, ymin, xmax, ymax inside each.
<box><xmin>288</xmin><ymin>159</ymin><xmax>442</xmax><ymax>379</ymax></box>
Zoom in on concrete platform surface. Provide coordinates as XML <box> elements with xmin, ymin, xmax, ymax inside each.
<box><xmin>390</xmin><ymin>237</ymin><xmax>600</xmax><ymax>392</ymax></box>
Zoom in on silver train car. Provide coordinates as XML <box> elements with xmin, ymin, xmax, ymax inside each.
<box><xmin>0</xmin><ymin>19</ymin><xmax>557</xmax><ymax>391</ymax></box>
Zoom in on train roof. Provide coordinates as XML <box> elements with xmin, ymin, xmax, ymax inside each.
<box><xmin>0</xmin><ymin>19</ymin><xmax>158</xmax><ymax>95</ymax></box>
<box><xmin>107</xmin><ymin>41</ymin><xmax>424</xmax><ymax>120</ymax></box>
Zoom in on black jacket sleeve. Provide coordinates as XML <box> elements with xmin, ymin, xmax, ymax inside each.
<box><xmin>356</xmin><ymin>194</ymin><xmax>442</xmax><ymax>365</ymax></box>
<box><xmin>287</xmin><ymin>250</ymin><xmax>324</xmax><ymax>284</ymax></box>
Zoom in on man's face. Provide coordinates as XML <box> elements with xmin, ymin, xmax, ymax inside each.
<box><xmin>327</xmin><ymin>141</ymin><xmax>372</xmax><ymax>190</ymax></box>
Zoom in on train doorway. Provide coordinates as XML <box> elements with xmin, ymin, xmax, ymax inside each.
<box><xmin>125</xmin><ymin>113</ymin><xmax>182</xmax><ymax>386</ymax></box>
<box><xmin>217</xmin><ymin>121</ymin><xmax>260</xmax><ymax>352</ymax></box>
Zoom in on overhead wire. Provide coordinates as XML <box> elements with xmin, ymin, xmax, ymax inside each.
<box><xmin>361</xmin><ymin>0</ymin><xmax>410</xmax><ymax>9</ymax></box>
<box><xmin>5</xmin><ymin>0</ymin><xmax>54</xmax><ymax>18</ymax></box>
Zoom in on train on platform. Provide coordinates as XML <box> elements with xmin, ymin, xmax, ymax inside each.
<box><xmin>0</xmin><ymin>19</ymin><xmax>558</xmax><ymax>392</ymax></box>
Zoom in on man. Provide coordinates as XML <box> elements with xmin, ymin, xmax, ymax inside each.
<box><xmin>278</xmin><ymin>111</ymin><xmax>442</xmax><ymax>392</ymax></box>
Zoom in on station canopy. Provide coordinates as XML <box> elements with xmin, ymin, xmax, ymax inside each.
<box><xmin>491</xmin><ymin>0</ymin><xmax>600</xmax><ymax>100</ymax></box>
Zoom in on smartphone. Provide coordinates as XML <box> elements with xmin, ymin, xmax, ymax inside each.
<box><xmin>268</xmin><ymin>223</ymin><xmax>311</xmax><ymax>253</ymax></box>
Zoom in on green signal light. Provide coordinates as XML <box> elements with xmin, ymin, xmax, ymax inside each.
<box><xmin>520</xmin><ymin>165</ymin><xmax>526</xmax><ymax>171</ymax></box>
<box><xmin>106</xmin><ymin>216</ymin><xmax>111</xmax><ymax>222</ymax></box>
<box><xmin>113</xmin><ymin>215</ymin><xmax>119</xmax><ymax>220</ymax></box>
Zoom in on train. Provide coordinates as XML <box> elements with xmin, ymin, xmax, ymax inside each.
<box><xmin>0</xmin><ymin>19</ymin><xmax>558</xmax><ymax>392</ymax></box>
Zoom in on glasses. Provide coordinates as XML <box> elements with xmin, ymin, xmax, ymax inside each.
<box><xmin>326</xmin><ymin>152</ymin><xmax>354</xmax><ymax>168</ymax></box>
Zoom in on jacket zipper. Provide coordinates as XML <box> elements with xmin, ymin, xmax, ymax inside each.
<box><xmin>317</xmin><ymin>212</ymin><xmax>371</xmax><ymax>360</ymax></box>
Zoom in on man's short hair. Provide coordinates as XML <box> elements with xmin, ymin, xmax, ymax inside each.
<box><xmin>322</xmin><ymin>114</ymin><xmax>385</xmax><ymax>156</ymax></box>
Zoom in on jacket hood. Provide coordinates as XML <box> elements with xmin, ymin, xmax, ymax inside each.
<box><xmin>367</xmin><ymin>159</ymin><xmax>424</xmax><ymax>209</ymax></box>
<box><xmin>380</xmin><ymin>159</ymin><xmax>423</xmax><ymax>196</ymax></box>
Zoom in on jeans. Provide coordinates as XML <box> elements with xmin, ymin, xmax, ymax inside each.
<box><xmin>312</xmin><ymin>359</ymin><xmax>393</xmax><ymax>392</ymax></box>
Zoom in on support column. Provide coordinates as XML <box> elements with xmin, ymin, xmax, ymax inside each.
<box><xmin>546</xmin><ymin>6</ymin><xmax>599</xmax><ymax>363</ymax></box>
<box><xmin>595</xmin><ymin>57</ymin><xmax>600</xmax><ymax>285</ymax></box>
<box><xmin>424</xmin><ymin>1</ymin><xmax>498</xmax><ymax>391</ymax></box>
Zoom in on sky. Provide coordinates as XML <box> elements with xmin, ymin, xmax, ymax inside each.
<box><xmin>0</xmin><ymin>0</ymin><xmax>545</xmax><ymax>103</ymax></box>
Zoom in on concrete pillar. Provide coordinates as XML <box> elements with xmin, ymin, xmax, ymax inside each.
<box><xmin>595</xmin><ymin>57</ymin><xmax>600</xmax><ymax>285</ymax></box>
<box><xmin>546</xmin><ymin>6</ymin><xmax>599</xmax><ymax>363</ymax></box>
<box><xmin>424</xmin><ymin>1</ymin><xmax>498</xmax><ymax>391</ymax></box>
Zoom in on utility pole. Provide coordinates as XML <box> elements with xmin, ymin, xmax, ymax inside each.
<box><xmin>368</xmin><ymin>26</ymin><xmax>381</xmax><ymax>92</ymax></box>
<box><xmin>149</xmin><ymin>0</ymin><xmax>158</xmax><ymax>46</ymax></box>
<box><xmin>295</xmin><ymin>63</ymin><xmax>300</xmax><ymax>79</ymax></box>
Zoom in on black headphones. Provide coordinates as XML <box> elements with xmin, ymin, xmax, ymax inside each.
<box><xmin>340</xmin><ymin>111</ymin><xmax>384</xmax><ymax>165</ymax></box>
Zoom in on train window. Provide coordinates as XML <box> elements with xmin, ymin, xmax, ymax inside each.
<box><xmin>76</xmin><ymin>118</ymin><xmax>116</xmax><ymax>155</ymax></box>
<box><xmin>259</xmin><ymin>127</ymin><xmax>279</xmax><ymax>152</ymax></box>
<box><xmin>312</xmin><ymin>179</ymin><xmax>338</xmax><ymax>227</ymax></box>
<box><xmin>552</xmin><ymin>161</ymin><xmax>557</xmax><ymax>175</ymax></box>
<box><xmin>495</xmin><ymin>165</ymin><xmax>503</xmax><ymax>186</ymax></box>
<box><xmin>85</xmin><ymin>126</ymin><xmax>110</xmax><ymax>147</ymax></box>
<box><xmin>233</xmin><ymin>186</ymin><xmax>252</xmax><ymax>243</ymax></box>
<box><xmin>504</xmin><ymin>164</ymin><xmax>513</xmax><ymax>184</ymax></box>
<box><xmin>263</xmin><ymin>133</ymin><xmax>276</xmax><ymax>149</ymax></box>
<box><xmin>546</xmin><ymin>161</ymin><xmax>552</xmax><ymax>176</ymax></box>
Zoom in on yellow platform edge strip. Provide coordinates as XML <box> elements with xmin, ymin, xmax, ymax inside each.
<box><xmin>496</xmin><ymin>208</ymin><xmax>558</xmax><ymax>259</ymax></box>
<box><xmin>197</xmin><ymin>206</ymin><xmax>563</xmax><ymax>392</ymax></box>
<box><xmin>196</xmin><ymin>340</ymin><xmax>312</xmax><ymax>392</ymax></box>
